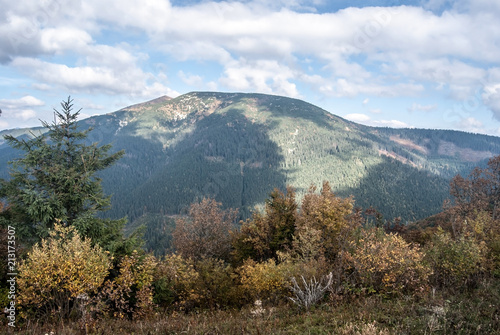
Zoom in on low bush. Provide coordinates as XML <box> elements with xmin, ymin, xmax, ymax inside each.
<box><xmin>153</xmin><ymin>253</ymin><xmax>200</xmax><ymax>311</ymax></box>
<box><xmin>425</xmin><ymin>227</ymin><xmax>487</xmax><ymax>289</ymax></box>
<box><xmin>343</xmin><ymin>227</ymin><xmax>431</xmax><ymax>295</ymax></box>
<box><xmin>17</xmin><ymin>223</ymin><xmax>110</xmax><ymax>320</ymax></box>
<box><xmin>238</xmin><ymin>258</ymin><xmax>290</xmax><ymax>303</ymax></box>
<box><xmin>98</xmin><ymin>251</ymin><xmax>157</xmax><ymax>319</ymax></box>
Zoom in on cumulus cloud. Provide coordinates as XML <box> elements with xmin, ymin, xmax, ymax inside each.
<box><xmin>345</xmin><ymin>112</ymin><xmax>410</xmax><ymax>128</ymax></box>
<box><xmin>40</xmin><ymin>27</ymin><xmax>92</xmax><ymax>54</ymax></box>
<box><xmin>0</xmin><ymin>95</ymin><xmax>44</xmax><ymax>121</ymax></box>
<box><xmin>220</xmin><ymin>58</ymin><xmax>300</xmax><ymax>97</ymax></box>
<box><xmin>1</xmin><ymin>0</ymin><xmax>500</xmax><ymax>132</ymax></box>
<box><xmin>1</xmin><ymin>96</ymin><xmax>44</xmax><ymax>108</ymax></box>
<box><xmin>3</xmin><ymin>0</ymin><xmax>499</xmax><ymax>100</ymax></box>
<box><xmin>345</xmin><ymin>113</ymin><xmax>371</xmax><ymax>122</ymax></box>
<box><xmin>482</xmin><ymin>84</ymin><xmax>500</xmax><ymax>119</ymax></box>
<box><xmin>11</xmin><ymin>55</ymin><xmax>174</xmax><ymax>99</ymax></box>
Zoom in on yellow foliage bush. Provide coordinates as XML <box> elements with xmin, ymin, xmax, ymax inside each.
<box><xmin>296</xmin><ymin>181</ymin><xmax>360</xmax><ymax>260</ymax></box>
<box><xmin>99</xmin><ymin>251</ymin><xmax>157</xmax><ymax>319</ymax></box>
<box><xmin>425</xmin><ymin>227</ymin><xmax>488</xmax><ymax>289</ymax></box>
<box><xmin>343</xmin><ymin>228</ymin><xmax>431</xmax><ymax>295</ymax></box>
<box><xmin>238</xmin><ymin>258</ymin><xmax>291</xmax><ymax>301</ymax></box>
<box><xmin>153</xmin><ymin>254</ymin><xmax>200</xmax><ymax>310</ymax></box>
<box><xmin>468</xmin><ymin>211</ymin><xmax>500</xmax><ymax>276</ymax></box>
<box><xmin>18</xmin><ymin>223</ymin><xmax>110</xmax><ymax>319</ymax></box>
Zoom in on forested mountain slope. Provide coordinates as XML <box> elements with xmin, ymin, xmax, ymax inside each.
<box><xmin>2</xmin><ymin>92</ymin><xmax>500</xmax><ymax>232</ymax></box>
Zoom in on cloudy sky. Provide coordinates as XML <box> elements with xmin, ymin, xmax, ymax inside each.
<box><xmin>1</xmin><ymin>0</ymin><xmax>500</xmax><ymax>135</ymax></box>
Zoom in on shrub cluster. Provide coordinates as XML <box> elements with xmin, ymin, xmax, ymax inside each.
<box><xmin>13</xmin><ymin>180</ymin><xmax>500</xmax><ymax>326</ymax></box>
<box><xmin>342</xmin><ymin>227</ymin><xmax>430</xmax><ymax>295</ymax></box>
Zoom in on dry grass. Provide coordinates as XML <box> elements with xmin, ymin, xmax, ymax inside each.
<box><xmin>4</xmin><ymin>278</ymin><xmax>499</xmax><ymax>335</ymax></box>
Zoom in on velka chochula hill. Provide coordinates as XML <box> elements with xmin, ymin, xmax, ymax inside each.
<box><xmin>2</xmin><ymin>91</ymin><xmax>500</xmax><ymax>249</ymax></box>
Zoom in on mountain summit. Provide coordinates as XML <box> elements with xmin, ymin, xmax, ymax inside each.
<box><xmin>2</xmin><ymin>92</ymin><xmax>500</xmax><ymax>229</ymax></box>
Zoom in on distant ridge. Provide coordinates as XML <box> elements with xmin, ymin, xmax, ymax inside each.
<box><xmin>3</xmin><ymin>91</ymin><xmax>500</xmax><ymax>254</ymax></box>
<box><xmin>118</xmin><ymin>95</ymin><xmax>173</xmax><ymax>112</ymax></box>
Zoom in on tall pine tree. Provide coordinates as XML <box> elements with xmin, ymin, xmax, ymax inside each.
<box><xmin>0</xmin><ymin>97</ymin><xmax>135</xmax><ymax>252</ymax></box>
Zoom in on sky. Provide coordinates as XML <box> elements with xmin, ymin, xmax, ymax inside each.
<box><xmin>1</xmin><ymin>0</ymin><xmax>500</xmax><ymax>136</ymax></box>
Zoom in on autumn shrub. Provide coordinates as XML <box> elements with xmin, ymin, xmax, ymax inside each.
<box><xmin>343</xmin><ymin>227</ymin><xmax>431</xmax><ymax>295</ymax></box>
<box><xmin>296</xmin><ymin>181</ymin><xmax>361</xmax><ymax>261</ymax></box>
<box><xmin>238</xmin><ymin>258</ymin><xmax>291</xmax><ymax>303</ymax></box>
<box><xmin>290</xmin><ymin>225</ymin><xmax>324</xmax><ymax>262</ymax></box>
<box><xmin>173</xmin><ymin>198</ymin><xmax>237</xmax><ymax>262</ymax></box>
<box><xmin>98</xmin><ymin>251</ymin><xmax>157</xmax><ymax>319</ymax></box>
<box><xmin>468</xmin><ymin>211</ymin><xmax>500</xmax><ymax>276</ymax></box>
<box><xmin>153</xmin><ymin>253</ymin><xmax>200</xmax><ymax>311</ymax></box>
<box><xmin>192</xmin><ymin>257</ymin><xmax>244</xmax><ymax>309</ymax></box>
<box><xmin>425</xmin><ymin>227</ymin><xmax>487</xmax><ymax>289</ymax></box>
<box><xmin>17</xmin><ymin>223</ymin><xmax>111</xmax><ymax>320</ymax></box>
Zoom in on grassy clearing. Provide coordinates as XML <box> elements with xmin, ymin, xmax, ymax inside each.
<box><xmin>6</xmin><ymin>278</ymin><xmax>499</xmax><ymax>335</ymax></box>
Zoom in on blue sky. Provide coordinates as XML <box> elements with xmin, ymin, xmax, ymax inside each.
<box><xmin>1</xmin><ymin>0</ymin><xmax>500</xmax><ymax>136</ymax></box>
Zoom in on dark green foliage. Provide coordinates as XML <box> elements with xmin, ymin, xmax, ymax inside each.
<box><xmin>0</xmin><ymin>97</ymin><xmax>131</xmax><ymax>250</ymax></box>
<box><xmin>192</xmin><ymin>257</ymin><xmax>243</xmax><ymax>309</ymax></box>
<box><xmin>2</xmin><ymin>92</ymin><xmax>500</xmax><ymax>253</ymax></box>
<box><xmin>127</xmin><ymin>213</ymin><xmax>176</xmax><ymax>256</ymax></box>
<box><xmin>232</xmin><ymin>186</ymin><xmax>297</xmax><ymax>263</ymax></box>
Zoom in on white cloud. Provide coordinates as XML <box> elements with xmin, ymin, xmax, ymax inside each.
<box><xmin>482</xmin><ymin>83</ymin><xmax>500</xmax><ymax>119</ymax></box>
<box><xmin>458</xmin><ymin>117</ymin><xmax>485</xmax><ymax>133</ymax></box>
<box><xmin>385</xmin><ymin>58</ymin><xmax>487</xmax><ymax>100</ymax></box>
<box><xmin>32</xmin><ymin>83</ymin><xmax>52</xmax><ymax>91</ymax></box>
<box><xmin>80</xmin><ymin>0</ymin><xmax>172</xmax><ymax>33</ymax></box>
<box><xmin>345</xmin><ymin>113</ymin><xmax>371</xmax><ymax>122</ymax></box>
<box><xmin>220</xmin><ymin>58</ymin><xmax>300</xmax><ymax>97</ymax></box>
<box><xmin>11</xmin><ymin>56</ymin><xmax>175</xmax><ymax>99</ymax></box>
<box><xmin>0</xmin><ymin>95</ymin><xmax>44</xmax><ymax>121</ymax></box>
<box><xmin>482</xmin><ymin>68</ymin><xmax>500</xmax><ymax>120</ymax></box>
<box><xmin>178</xmin><ymin>71</ymin><xmax>204</xmax><ymax>88</ymax></box>
<box><xmin>345</xmin><ymin>112</ymin><xmax>409</xmax><ymax>128</ymax></box>
<box><xmin>314</xmin><ymin>77</ymin><xmax>424</xmax><ymax>98</ymax></box>
<box><xmin>0</xmin><ymin>96</ymin><xmax>44</xmax><ymax>109</ymax></box>
<box><xmin>40</xmin><ymin>27</ymin><xmax>92</xmax><ymax>54</ymax></box>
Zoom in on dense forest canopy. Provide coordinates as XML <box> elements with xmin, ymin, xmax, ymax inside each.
<box><xmin>1</xmin><ymin>92</ymin><xmax>500</xmax><ymax>253</ymax></box>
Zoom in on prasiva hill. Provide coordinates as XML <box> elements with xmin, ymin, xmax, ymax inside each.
<box><xmin>2</xmin><ymin>91</ymin><xmax>500</xmax><ymax>253</ymax></box>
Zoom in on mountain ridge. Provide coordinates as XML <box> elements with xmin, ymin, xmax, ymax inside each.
<box><xmin>2</xmin><ymin>91</ymin><xmax>500</xmax><ymax>254</ymax></box>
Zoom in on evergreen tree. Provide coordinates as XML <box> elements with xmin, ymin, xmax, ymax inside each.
<box><xmin>0</xmin><ymin>97</ymin><xmax>132</xmax><ymax>251</ymax></box>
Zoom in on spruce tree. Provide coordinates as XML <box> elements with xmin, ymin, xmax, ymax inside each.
<box><xmin>0</xmin><ymin>97</ymin><xmax>132</xmax><ymax>251</ymax></box>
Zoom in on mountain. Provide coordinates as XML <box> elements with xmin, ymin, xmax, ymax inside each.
<box><xmin>2</xmin><ymin>91</ymin><xmax>500</xmax><ymax>251</ymax></box>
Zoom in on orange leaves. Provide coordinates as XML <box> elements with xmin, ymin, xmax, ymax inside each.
<box><xmin>99</xmin><ymin>252</ymin><xmax>157</xmax><ymax>320</ymax></box>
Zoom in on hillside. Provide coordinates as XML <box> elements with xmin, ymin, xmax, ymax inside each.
<box><xmin>2</xmin><ymin>91</ymin><xmax>500</xmax><ymax>249</ymax></box>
